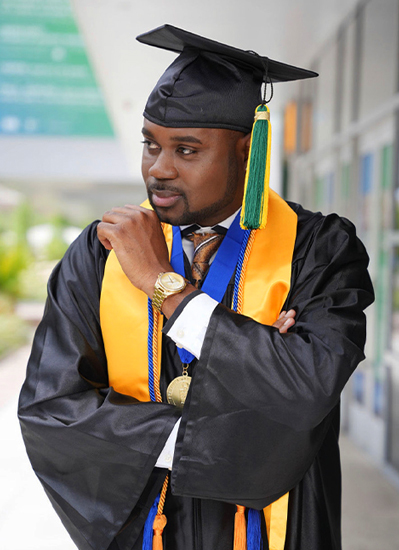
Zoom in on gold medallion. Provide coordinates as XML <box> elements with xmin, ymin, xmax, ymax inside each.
<box><xmin>167</xmin><ymin>374</ymin><xmax>191</xmax><ymax>408</ymax></box>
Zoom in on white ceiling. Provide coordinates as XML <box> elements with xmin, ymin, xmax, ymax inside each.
<box><xmin>71</xmin><ymin>0</ymin><xmax>362</xmax><ymax>180</ymax></box>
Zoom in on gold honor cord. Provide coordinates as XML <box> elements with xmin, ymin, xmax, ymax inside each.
<box><xmin>151</xmin><ymin>304</ymin><xmax>169</xmax><ymax>549</ymax></box>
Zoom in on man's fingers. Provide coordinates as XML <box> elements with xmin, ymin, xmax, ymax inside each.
<box><xmin>97</xmin><ymin>222</ymin><xmax>114</xmax><ymax>250</ymax></box>
<box><xmin>272</xmin><ymin>309</ymin><xmax>296</xmax><ymax>334</ymax></box>
<box><xmin>101</xmin><ymin>205</ymin><xmax>151</xmax><ymax>223</ymax></box>
<box><xmin>279</xmin><ymin>317</ymin><xmax>295</xmax><ymax>333</ymax></box>
<box><xmin>285</xmin><ymin>309</ymin><xmax>296</xmax><ymax>318</ymax></box>
<box><xmin>101</xmin><ymin>207</ymin><xmax>135</xmax><ymax>223</ymax></box>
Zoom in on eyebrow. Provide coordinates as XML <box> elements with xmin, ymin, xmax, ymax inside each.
<box><xmin>141</xmin><ymin>127</ymin><xmax>203</xmax><ymax>145</ymax></box>
<box><xmin>170</xmin><ymin>135</ymin><xmax>203</xmax><ymax>144</ymax></box>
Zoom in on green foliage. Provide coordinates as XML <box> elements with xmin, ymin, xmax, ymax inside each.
<box><xmin>12</xmin><ymin>201</ymin><xmax>33</xmax><ymax>244</ymax></box>
<box><xmin>0</xmin><ymin>313</ymin><xmax>29</xmax><ymax>358</ymax></box>
<box><xmin>0</xmin><ymin>292</ymin><xmax>14</xmax><ymax>314</ymax></box>
<box><xmin>0</xmin><ymin>200</ymin><xmax>79</xmax><ymax>298</ymax></box>
<box><xmin>0</xmin><ymin>242</ymin><xmax>32</xmax><ymax>297</ymax></box>
<box><xmin>0</xmin><ymin>201</ymin><xmax>34</xmax><ymax>297</ymax></box>
<box><xmin>0</xmin><ymin>292</ymin><xmax>29</xmax><ymax>358</ymax></box>
<box><xmin>45</xmin><ymin>229</ymin><xmax>69</xmax><ymax>261</ymax></box>
<box><xmin>0</xmin><ymin>199</ymin><xmax>78</xmax><ymax>356</ymax></box>
<box><xmin>43</xmin><ymin>213</ymin><xmax>73</xmax><ymax>260</ymax></box>
<box><xmin>18</xmin><ymin>261</ymin><xmax>54</xmax><ymax>302</ymax></box>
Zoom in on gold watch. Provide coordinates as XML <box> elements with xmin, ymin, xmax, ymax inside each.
<box><xmin>152</xmin><ymin>272</ymin><xmax>188</xmax><ymax>313</ymax></box>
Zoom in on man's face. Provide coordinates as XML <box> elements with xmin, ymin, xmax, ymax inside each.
<box><xmin>141</xmin><ymin>120</ymin><xmax>249</xmax><ymax>226</ymax></box>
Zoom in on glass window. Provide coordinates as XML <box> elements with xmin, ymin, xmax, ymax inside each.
<box><xmin>359</xmin><ymin>0</ymin><xmax>399</xmax><ymax>119</ymax></box>
<box><xmin>374</xmin><ymin>144</ymin><xmax>393</xmax><ymax>387</ymax></box>
<box><xmin>388</xmin><ymin>360</ymin><xmax>399</xmax><ymax>470</ymax></box>
<box><xmin>358</xmin><ymin>152</ymin><xmax>374</xmax><ymax>235</ymax></box>
<box><xmin>340</xmin><ymin>18</ymin><xmax>356</xmax><ymax>129</ymax></box>
<box><xmin>389</xmin><ymin>247</ymin><xmax>399</xmax><ymax>469</ymax></box>
<box><xmin>300</xmin><ymin>101</ymin><xmax>313</xmax><ymax>153</ymax></box>
<box><xmin>298</xmin><ymin>77</ymin><xmax>317</xmax><ymax>153</ymax></box>
<box><xmin>315</xmin><ymin>171</ymin><xmax>335</xmax><ymax>213</ymax></box>
<box><xmin>326</xmin><ymin>172</ymin><xmax>335</xmax><ymax>213</ymax></box>
<box><xmin>381</xmin><ymin>144</ymin><xmax>394</xmax><ymax>230</ymax></box>
<box><xmin>340</xmin><ymin>162</ymin><xmax>351</xmax><ymax>218</ymax></box>
<box><xmin>316</xmin><ymin>176</ymin><xmax>324</xmax><ymax>210</ymax></box>
<box><xmin>313</xmin><ymin>43</ymin><xmax>337</xmax><ymax>148</ymax></box>
<box><xmin>283</xmin><ymin>102</ymin><xmax>297</xmax><ymax>154</ymax></box>
<box><xmin>391</xmin><ymin>247</ymin><xmax>399</xmax><ymax>355</ymax></box>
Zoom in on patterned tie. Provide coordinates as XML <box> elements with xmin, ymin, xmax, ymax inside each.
<box><xmin>187</xmin><ymin>232</ymin><xmax>224</xmax><ymax>288</ymax></box>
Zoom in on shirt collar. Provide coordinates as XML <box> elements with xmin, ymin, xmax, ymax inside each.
<box><xmin>180</xmin><ymin>208</ymin><xmax>240</xmax><ymax>236</ymax></box>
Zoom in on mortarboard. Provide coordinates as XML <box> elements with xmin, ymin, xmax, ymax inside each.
<box><xmin>137</xmin><ymin>24</ymin><xmax>318</xmax><ymax>229</ymax></box>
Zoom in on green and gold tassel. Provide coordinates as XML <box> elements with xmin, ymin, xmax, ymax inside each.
<box><xmin>240</xmin><ymin>104</ymin><xmax>271</xmax><ymax>230</ymax></box>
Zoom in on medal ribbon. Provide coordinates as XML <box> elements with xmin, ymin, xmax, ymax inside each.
<box><xmin>170</xmin><ymin>212</ymin><xmax>247</xmax><ymax>364</ymax></box>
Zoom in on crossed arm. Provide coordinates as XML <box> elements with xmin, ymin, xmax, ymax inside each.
<box><xmin>96</xmin><ymin>204</ymin><xmax>296</xmax><ymax>332</ymax></box>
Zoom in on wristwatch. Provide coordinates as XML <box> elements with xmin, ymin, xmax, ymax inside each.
<box><xmin>152</xmin><ymin>272</ymin><xmax>188</xmax><ymax>313</ymax></box>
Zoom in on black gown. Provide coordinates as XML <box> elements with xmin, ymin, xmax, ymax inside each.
<box><xmin>18</xmin><ymin>202</ymin><xmax>374</xmax><ymax>550</ymax></box>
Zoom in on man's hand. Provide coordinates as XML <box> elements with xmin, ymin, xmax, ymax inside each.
<box><xmin>97</xmin><ymin>205</ymin><xmax>172</xmax><ymax>296</ymax></box>
<box><xmin>272</xmin><ymin>309</ymin><xmax>296</xmax><ymax>334</ymax></box>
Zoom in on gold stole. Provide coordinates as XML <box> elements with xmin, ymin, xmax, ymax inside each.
<box><xmin>100</xmin><ymin>190</ymin><xmax>297</xmax><ymax>550</ymax></box>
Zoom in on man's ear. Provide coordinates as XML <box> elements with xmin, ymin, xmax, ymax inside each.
<box><xmin>236</xmin><ymin>132</ymin><xmax>251</xmax><ymax>170</ymax></box>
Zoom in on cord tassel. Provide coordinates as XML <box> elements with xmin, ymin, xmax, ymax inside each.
<box><xmin>240</xmin><ymin>104</ymin><xmax>271</xmax><ymax>230</ymax></box>
<box><xmin>247</xmin><ymin>508</ymin><xmax>262</xmax><ymax>550</ymax></box>
<box><xmin>152</xmin><ymin>513</ymin><xmax>167</xmax><ymax>550</ymax></box>
<box><xmin>234</xmin><ymin>505</ymin><xmax>247</xmax><ymax>550</ymax></box>
<box><xmin>142</xmin><ymin>495</ymin><xmax>160</xmax><ymax>550</ymax></box>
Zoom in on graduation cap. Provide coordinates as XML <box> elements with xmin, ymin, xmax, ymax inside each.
<box><xmin>137</xmin><ymin>24</ymin><xmax>318</xmax><ymax>230</ymax></box>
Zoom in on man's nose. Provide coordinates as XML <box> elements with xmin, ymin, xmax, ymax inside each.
<box><xmin>148</xmin><ymin>151</ymin><xmax>178</xmax><ymax>180</ymax></box>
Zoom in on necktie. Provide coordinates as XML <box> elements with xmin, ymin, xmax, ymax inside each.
<box><xmin>187</xmin><ymin>232</ymin><xmax>224</xmax><ymax>288</ymax></box>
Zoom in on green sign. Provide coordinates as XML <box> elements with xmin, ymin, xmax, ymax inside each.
<box><xmin>0</xmin><ymin>0</ymin><xmax>114</xmax><ymax>136</ymax></box>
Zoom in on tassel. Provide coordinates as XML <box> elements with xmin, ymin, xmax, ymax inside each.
<box><xmin>247</xmin><ymin>508</ymin><xmax>262</xmax><ymax>550</ymax></box>
<box><xmin>153</xmin><ymin>513</ymin><xmax>167</xmax><ymax>550</ymax></box>
<box><xmin>240</xmin><ymin>104</ymin><xmax>271</xmax><ymax>230</ymax></box>
<box><xmin>142</xmin><ymin>495</ymin><xmax>160</xmax><ymax>550</ymax></box>
<box><xmin>234</xmin><ymin>505</ymin><xmax>247</xmax><ymax>550</ymax></box>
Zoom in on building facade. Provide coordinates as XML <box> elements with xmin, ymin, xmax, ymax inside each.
<box><xmin>283</xmin><ymin>0</ymin><xmax>399</xmax><ymax>481</ymax></box>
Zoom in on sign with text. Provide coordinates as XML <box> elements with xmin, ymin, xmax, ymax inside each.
<box><xmin>0</xmin><ymin>0</ymin><xmax>114</xmax><ymax>136</ymax></box>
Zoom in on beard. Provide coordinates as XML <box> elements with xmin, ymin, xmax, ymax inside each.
<box><xmin>146</xmin><ymin>152</ymin><xmax>241</xmax><ymax>226</ymax></box>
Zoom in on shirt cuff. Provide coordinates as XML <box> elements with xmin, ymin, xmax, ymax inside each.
<box><xmin>164</xmin><ymin>293</ymin><xmax>219</xmax><ymax>359</ymax></box>
<box><xmin>155</xmin><ymin>418</ymin><xmax>181</xmax><ymax>470</ymax></box>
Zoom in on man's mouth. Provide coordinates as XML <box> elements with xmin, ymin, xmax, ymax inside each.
<box><xmin>150</xmin><ymin>188</ymin><xmax>182</xmax><ymax>208</ymax></box>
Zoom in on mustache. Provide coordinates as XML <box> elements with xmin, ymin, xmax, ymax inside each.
<box><xmin>147</xmin><ymin>182</ymin><xmax>184</xmax><ymax>195</ymax></box>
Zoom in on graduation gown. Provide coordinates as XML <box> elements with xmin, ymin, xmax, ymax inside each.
<box><xmin>18</xmin><ymin>202</ymin><xmax>374</xmax><ymax>550</ymax></box>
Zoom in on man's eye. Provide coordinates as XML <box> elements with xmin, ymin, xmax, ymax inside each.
<box><xmin>178</xmin><ymin>147</ymin><xmax>196</xmax><ymax>155</ymax></box>
<box><xmin>141</xmin><ymin>140</ymin><xmax>159</xmax><ymax>151</ymax></box>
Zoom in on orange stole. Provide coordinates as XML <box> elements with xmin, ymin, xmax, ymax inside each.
<box><xmin>99</xmin><ymin>190</ymin><xmax>297</xmax><ymax>550</ymax></box>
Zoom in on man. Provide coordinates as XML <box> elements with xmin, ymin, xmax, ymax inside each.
<box><xmin>19</xmin><ymin>25</ymin><xmax>373</xmax><ymax>550</ymax></box>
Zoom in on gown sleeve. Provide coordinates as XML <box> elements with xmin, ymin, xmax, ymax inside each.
<box><xmin>18</xmin><ymin>222</ymin><xmax>181</xmax><ymax>550</ymax></box>
<box><xmin>170</xmin><ymin>212</ymin><xmax>374</xmax><ymax>509</ymax></box>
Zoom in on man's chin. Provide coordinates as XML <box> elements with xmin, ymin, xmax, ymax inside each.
<box><xmin>151</xmin><ymin>205</ymin><xmax>181</xmax><ymax>226</ymax></box>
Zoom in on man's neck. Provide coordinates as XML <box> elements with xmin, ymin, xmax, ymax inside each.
<box><xmin>180</xmin><ymin>208</ymin><xmax>240</xmax><ymax>234</ymax></box>
<box><xmin>180</xmin><ymin>208</ymin><xmax>240</xmax><ymax>264</ymax></box>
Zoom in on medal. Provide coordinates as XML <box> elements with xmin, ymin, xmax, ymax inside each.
<box><xmin>167</xmin><ymin>364</ymin><xmax>191</xmax><ymax>408</ymax></box>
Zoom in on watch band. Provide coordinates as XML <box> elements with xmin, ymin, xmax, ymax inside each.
<box><xmin>152</xmin><ymin>284</ymin><xmax>167</xmax><ymax>312</ymax></box>
<box><xmin>152</xmin><ymin>272</ymin><xmax>188</xmax><ymax>313</ymax></box>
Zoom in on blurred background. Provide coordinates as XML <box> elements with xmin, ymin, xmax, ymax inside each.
<box><xmin>1</xmin><ymin>0</ymin><xmax>399</xmax><ymax>548</ymax></box>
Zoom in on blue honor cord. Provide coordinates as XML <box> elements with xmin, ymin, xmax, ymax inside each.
<box><xmin>170</xmin><ymin>213</ymin><xmax>250</xmax><ymax>364</ymax></box>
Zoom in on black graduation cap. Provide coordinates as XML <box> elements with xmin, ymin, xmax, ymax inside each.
<box><xmin>137</xmin><ymin>24</ymin><xmax>318</xmax><ymax>133</ymax></box>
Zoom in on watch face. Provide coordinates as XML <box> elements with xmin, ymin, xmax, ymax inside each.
<box><xmin>159</xmin><ymin>272</ymin><xmax>186</xmax><ymax>291</ymax></box>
